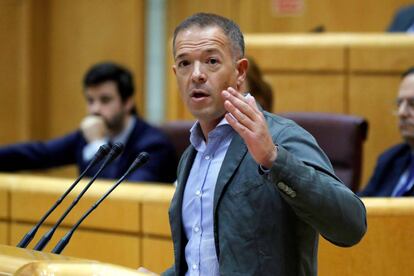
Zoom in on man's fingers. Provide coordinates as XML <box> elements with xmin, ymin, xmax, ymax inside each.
<box><xmin>224</xmin><ymin>99</ymin><xmax>255</xmax><ymax>130</ymax></box>
<box><xmin>222</xmin><ymin>89</ymin><xmax>256</xmax><ymax>121</ymax></box>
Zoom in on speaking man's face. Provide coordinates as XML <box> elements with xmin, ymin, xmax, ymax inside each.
<box><xmin>173</xmin><ymin>26</ymin><xmax>243</xmax><ymax>128</ymax></box>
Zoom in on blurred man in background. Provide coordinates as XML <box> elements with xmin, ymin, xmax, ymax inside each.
<box><xmin>0</xmin><ymin>62</ymin><xmax>177</xmax><ymax>183</ymax></box>
<box><xmin>360</xmin><ymin>67</ymin><xmax>414</xmax><ymax>196</ymax></box>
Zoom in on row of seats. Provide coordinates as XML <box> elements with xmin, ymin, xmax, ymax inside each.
<box><xmin>160</xmin><ymin>112</ymin><xmax>368</xmax><ymax>192</ymax></box>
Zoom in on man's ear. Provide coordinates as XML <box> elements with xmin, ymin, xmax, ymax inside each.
<box><xmin>124</xmin><ymin>97</ymin><xmax>135</xmax><ymax>113</ymax></box>
<box><xmin>173</xmin><ymin>64</ymin><xmax>177</xmax><ymax>75</ymax></box>
<box><xmin>236</xmin><ymin>58</ymin><xmax>249</xmax><ymax>90</ymax></box>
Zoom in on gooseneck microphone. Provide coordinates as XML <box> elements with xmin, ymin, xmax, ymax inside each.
<box><xmin>16</xmin><ymin>144</ymin><xmax>111</xmax><ymax>248</ymax></box>
<box><xmin>33</xmin><ymin>142</ymin><xmax>124</xmax><ymax>251</ymax></box>
<box><xmin>52</xmin><ymin>152</ymin><xmax>149</xmax><ymax>254</ymax></box>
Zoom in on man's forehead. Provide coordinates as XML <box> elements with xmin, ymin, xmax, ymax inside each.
<box><xmin>174</xmin><ymin>26</ymin><xmax>229</xmax><ymax>53</ymax></box>
<box><xmin>399</xmin><ymin>74</ymin><xmax>414</xmax><ymax>96</ymax></box>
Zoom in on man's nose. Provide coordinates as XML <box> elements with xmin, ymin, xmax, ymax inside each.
<box><xmin>89</xmin><ymin>102</ymin><xmax>102</xmax><ymax>115</ymax></box>
<box><xmin>191</xmin><ymin>61</ymin><xmax>207</xmax><ymax>83</ymax></box>
<box><xmin>398</xmin><ymin>100</ymin><xmax>409</xmax><ymax>116</ymax></box>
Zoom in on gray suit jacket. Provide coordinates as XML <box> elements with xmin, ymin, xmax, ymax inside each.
<box><xmin>165</xmin><ymin>112</ymin><xmax>366</xmax><ymax>275</ymax></box>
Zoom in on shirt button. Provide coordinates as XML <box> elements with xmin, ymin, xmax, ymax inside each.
<box><xmin>195</xmin><ymin>190</ymin><xmax>201</xmax><ymax>196</ymax></box>
<box><xmin>192</xmin><ymin>264</ymin><xmax>198</xmax><ymax>270</ymax></box>
<box><xmin>205</xmin><ymin>155</ymin><xmax>210</xmax><ymax>160</ymax></box>
<box><xmin>194</xmin><ymin>226</ymin><xmax>200</xmax><ymax>233</ymax></box>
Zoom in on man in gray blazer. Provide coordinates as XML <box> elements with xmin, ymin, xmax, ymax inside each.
<box><xmin>164</xmin><ymin>13</ymin><xmax>367</xmax><ymax>276</ymax></box>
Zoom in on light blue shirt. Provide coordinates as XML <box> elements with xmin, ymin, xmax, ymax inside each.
<box><xmin>392</xmin><ymin>154</ymin><xmax>414</xmax><ymax>196</ymax></box>
<box><xmin>182</xmin><ymin>118</ymin><xmax>234</xmax><ymax>276</ymax></box>
<box><xmin>407</xmin><ymin>22</ymin><xmax>414</xmax><ymax>33</ymax></box>
<box><xmin>82</xmin><ymin>116</ymin><xmax>136</xmax><ymax>161</ymax></box>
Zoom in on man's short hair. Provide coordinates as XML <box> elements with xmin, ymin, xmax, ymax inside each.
<box><xmin>173</xmin><ymin>13</ymin><xmax>245</xmax><ymax>60</ymax></box>
<box><xmin>83</xmin><ymin>62</ymin><xmax>135</xmax><ymax>103</ymax></box>
<box><xmin>402</xmin><ymin>67</ymin><xmax>414</xmax><ymax>78</ymax></box>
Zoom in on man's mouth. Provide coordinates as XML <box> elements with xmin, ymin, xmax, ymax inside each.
<box><xmin>190</xmin><ymin>90</ymin><xmax>209</xmax><ymax>100</ymax></box>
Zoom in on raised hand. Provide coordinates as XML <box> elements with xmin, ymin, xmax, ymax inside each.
<box><xmin>222</xmin><ymin>87</ymin><xmax>277</xmax><ymax>168</ymax></box>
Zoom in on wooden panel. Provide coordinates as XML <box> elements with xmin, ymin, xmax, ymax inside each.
<box><xmin>319</xmin><ymin>198</ymin><xmax>414</xmax><ymax>276</ymax></box>
<box><xmin>268</xmin><ymin>74</ymin><xmax>345</xmax><ymax>113</ymax></box>
<box><xmin>0</xmin><ymin>222</ymin><xmax>7</xmax><ymax>245</ymax></box>
<box><xmin>245</xmin><ymin>35</ymin><xmax>345</xmax><ymax>72</ymax></box>
<box><xmin>142</xmin><ymin>202</ymin><xmax>171</xmax><ymax>237</ymax></box>
<box><xmin>0</xmin><ymin>185</ymin><xmax>8</xmax><ymax>219</ymax></box>
<box><xmin>0</xmin><ymin>1</ymin><xmax>24</xmax><ymax>143</ymax></box>
<box><xmin>142</xmin><ymin>237</ymin><xmax>174</xmax><ymax>274</ymax></box>
<box><xmin>167</xmin><ymin>0</ymin><xmax>410</xmax><ymax>34</ymax></box>
<box><xmin>47</xmin><ymin>0</ymin><xmax>145</xmax><ymax>138</ymax></box>
<box><xmin>10</xmin><ymin>178</ymin><xmax>140</xmax><ymax>233</ymax></box>
<box><xmin>350</xmin><ymin>36</ymin><xmax>414</xmax><ymax>72</ymax></box>
<box><xmin>10</xmin><ymin>223</ymin><xmax>140</xmax><ymax>269</ymax></box>
<box><xmin>349</xmin><ymin>75</ymin><xmax>401</xmax><ymax>189</ymax></box>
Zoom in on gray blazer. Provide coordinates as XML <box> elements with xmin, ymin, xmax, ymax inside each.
<box><xmin>164</xmin><ymin>112</ymin><xmax>367</xmax><ymax>276</ymax></box>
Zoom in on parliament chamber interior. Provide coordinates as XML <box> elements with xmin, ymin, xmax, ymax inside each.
<box><xmin>1</xmin><ymin>0</ymin><xmax>414</xmax><ymax>275</ymax></box>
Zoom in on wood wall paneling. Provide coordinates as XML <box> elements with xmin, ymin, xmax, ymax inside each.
<box><xmin>267</xmin><ymin>74</ymin><xmax>346</xmax><ymax>113</ymax></box>
<box><xmin>10</xmin><ymin>181</ymin><xmax>140</xmax><ymax>233</ymax></box>
<box><xmin>47</xmin><ymin>0</ymin><xmax>145</xmax><ymax>138</ymax></box>
<box><xmin>350</xmin><ymin>38</ymin><xmax>414</xmax><ymax>72</ymax></box>
<box><xmin>318</xmin><ymin>213</ymin><xmax>414</xmax><ymax>276</ymax></box>
<box><xmin>0</xmin><ymin>186</ymin><xmax>8</xmax><ymax>220</ymax></box>
<box><xmin>142</xmin><ymin>202</ymin><xmax>171</xmax><ymax>237</ymax></box>
<box><xmin>10</xmin><ymin>223</ymin><xmax>141</xmax><ymax>268</ymax></box>
<box><xmin>0</xmin><ymin>1</ymin><xmax>25</xmax><ymax>144</ymax></box>
<box><xmin>167</xmin><ymin>0</ymin><xmax>411</xmax><ymax>33</ymax></box>
<box><xmin>0</xmin><ymin>223</ymin><xmax>7</xmax><ymax>245</ymax></box>
<box><xmin>142</xmin><ymin>237</ymin><xmax>174</xmax><ymax>274</ymax></box>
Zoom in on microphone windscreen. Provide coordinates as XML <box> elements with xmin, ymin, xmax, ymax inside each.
<box><xmin>108</xmin><ymin>142</ymin><xmax>124</xmax><ymax>160</ymax></box>
<box><xmin>96</xmin><ymin>144</ymin><xmax>111</xmax><ymax>160</ymax></box>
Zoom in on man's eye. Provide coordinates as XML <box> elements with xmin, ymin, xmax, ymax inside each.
<box><xmin>178</xmin><ymin>60</ymin><xmax>190</xmax><ymax>67</ymax></box>
<box><xmin>101</xmin><ymin>97</ymin><xmax>111</xmax><ymax>104</ymax></box>
<box><xmin>208</xmin><ymin>58</ymin><xmax>218</xmax><ymax>65</ymax></box>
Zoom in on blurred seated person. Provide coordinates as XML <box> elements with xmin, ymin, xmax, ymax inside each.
<box><xmin>387</xmin><ymin>5</ymin><xmax>414</xmax><ymax>33</ymax></box>
<box><xmin>359</xmin><ymin>67</ymin><xmax>414</xmax><ymax>196</ymax></box>
<box><xmin>0</xmin><ymin>62</ymin><xmax>177</xmax><ymax>183</ymax></box>
<box><xmin>241</xmin><ymin>56</ymin><xmax>274</xmax><ymax>111</ymax></box>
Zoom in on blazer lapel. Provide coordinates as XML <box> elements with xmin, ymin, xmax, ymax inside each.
<box><xmin>169</xmin><ymin>146</ymin><xmax>196</xmax><ymax>274</ymax></box>
<box><xmin>213</xmin><ymin>134</ymin><xmax>247</xmax><ymax>214</ymax></box>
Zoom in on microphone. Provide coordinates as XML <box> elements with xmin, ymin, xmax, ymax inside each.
<box><xmin>51</xmin><ymin>152</ymin><xmax>149</xmax><ymax>254</ymax></box>
<box><xmin>16</xmin><ymin>143</ymin><xmax>111</xmax><ymax>248</ymax></box>
<box><xmin>32</xmin><ymin>142</ymin><xmax>124</xmax><ymax>251</ymax></box>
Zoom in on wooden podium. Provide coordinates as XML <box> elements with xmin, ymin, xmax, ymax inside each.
<box><xmin>0</xmin><ymin>244</ymin><xmax>148</xmax><ymax>275</ymax></box>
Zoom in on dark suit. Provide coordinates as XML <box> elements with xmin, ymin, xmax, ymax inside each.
<box><xmin>0</xmin><ymin>116</ymin><xmax>177</xmax><ymax>183</ymax></box>
<box><xmin>387</xmin><ymin>5</ymin><xmax>414</xmax><ymax>32</ymax></box>
<box><xmin>359</xmin><ymin>143</ymin><xmax>412</xmax><ymax>197</ymax></box>
<box><xmin>165</xmin><ymin>112</ymin><xmax>366</xmax><ymax>275</ymax></box>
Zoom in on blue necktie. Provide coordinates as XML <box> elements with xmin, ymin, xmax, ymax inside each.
<box><xmin>394</xmin><ymin>156</ymin><xmax>414</xmax><ymax>197</ymax></box>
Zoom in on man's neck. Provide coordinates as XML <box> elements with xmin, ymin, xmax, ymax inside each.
<box><xmin>108</xmin><ymin>115</ymin><xmax>132</xmax><ymax>139</ymax></box>
<box><xmin>199</xmin><ymin>116</ymin><xmax>224</xmax><ymax>142</ymax></box>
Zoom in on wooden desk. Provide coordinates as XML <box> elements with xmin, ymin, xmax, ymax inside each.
<box><xmin>2</xmin><ymin>173</ymin><xmax>414</xmax><ymax>275</ymax></box>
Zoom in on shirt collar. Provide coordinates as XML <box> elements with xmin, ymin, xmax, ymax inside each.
<box><xmin>189</xmin><ymin>117</ymin><xmax>232</xmax><ymax>151</ymax></box>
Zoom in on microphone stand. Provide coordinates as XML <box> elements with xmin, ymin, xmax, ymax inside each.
<box><xmin>16</xmin><ymin>144</ymin><xmax>111</xmax><ymax>248</ymax></box>
<box><xmin>52</xmin><ymin>152</ymin><xmax>149</xmax><ymax>254</ymax></box>
<box><xmin>32</xmin><ymin>143</ymin><xmax>124</xmax><ymax>251</ymax></box>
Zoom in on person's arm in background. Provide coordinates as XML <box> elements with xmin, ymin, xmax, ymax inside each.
<box><xmin>0</xmin><ymin>131</ymin><xmax>83</xmax><ymax>171</ymax></box>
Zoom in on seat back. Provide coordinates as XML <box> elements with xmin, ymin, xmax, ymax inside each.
<box><xmin>280</xmin><ymin>112</ymin><xmax>368</xmax><ymax>192</ymax></box>
<box><xmin>160</xmin><ymin>113</ymin><xmax>368</xmax><ymax>192</ymax></box>
<box><xmin>159</xmin><ymin>120</ymin><xmax>194</xmax><ymax>162</ymax></box>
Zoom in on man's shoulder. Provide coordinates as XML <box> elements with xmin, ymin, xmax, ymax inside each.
<box><xmin>377</xmin><ymin>143</ymin><xmax>410</xmax><ymax>164</ymax></box>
